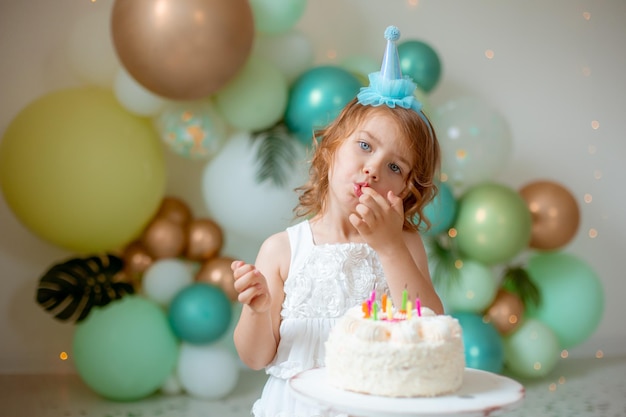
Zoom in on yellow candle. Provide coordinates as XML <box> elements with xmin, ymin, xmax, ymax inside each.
<box><xmin>406</xmin><ymin>301</ymin><xmax>412</xmax><ymax>320</ymax></box>
<box><xmin>386</xmin><ymin>298</ymin><xmax>393</xmax><ymax>320</ymax></box>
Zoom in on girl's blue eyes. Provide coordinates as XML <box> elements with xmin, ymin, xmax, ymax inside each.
<box><xmin>358</xmin><ymin>141</ymin><xmax>402</xmax><ymax>174</ymax></box>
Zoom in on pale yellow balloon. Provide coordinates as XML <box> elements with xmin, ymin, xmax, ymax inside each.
<box><xmin>0</xmin><ymin>87</ymin><xmax>166</xmax><ymax>253</ymax></box>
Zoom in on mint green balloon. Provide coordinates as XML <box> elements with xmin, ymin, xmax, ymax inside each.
<box><xmin>525</xmin><ymin>252</ymin><xmax>604</xmax><ymax>349</ymax></box>
<box><xmin>503</xmin><ymin>318</ymin><xmax>560</xmax><ymax>378</ymax></box>
<box><xmin>249</xmin><ymin>0</ymin><xmax>307</xmax><ymax>34</ymax></box>
<box><xmin>436</xmin><ymin>258</ymin><xmax>497</xmax><ymax>313</ymax></box>
<box><xmin>454</xmin><ymin>183</ymin><xmax>532</xmax><ymax>265</ymax></box>
<box><xmin>73</xmin><ymin>296</ymin><xmax>179</xmax><ymax>401</ymax></box>
<box><xmin>214</xmin><ymin>55</ymin><xmax>288</xmax><ymax>131</ymax></box>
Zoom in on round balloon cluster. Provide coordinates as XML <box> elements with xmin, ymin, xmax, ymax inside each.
<box><xmin>422</xmin><ymin>179</ymin><xmax>604</xmax><ymax>379</ymax></box>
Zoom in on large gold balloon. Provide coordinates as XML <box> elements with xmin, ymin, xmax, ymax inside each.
<box><xmin>185</xmin><ymin>218</ymin><xmax>224</xmax><ymax>261</ymax></box>
<box><xmin>111</xmin><ymin>0</ymin><xmax>255</xmax><ymax>100</ymax></box>
<box><xmin>140</xmin><ymin>217</ymin><xmax>186</xmax><ymax>259</ymax></box>
<box><xmin>196</xmin><ymin>256</ymin><xmax>237</xmax><ymax>301</ymax></box>
<box><xmin>519</xmin><ymin>180</ymin><xmax>580</xmax><ymax>250</ymax></box>
<box><xmin>155</xmin><ymin>196</ymin><xmax>193</xmax><ymax>226</ymax></box>
<box><xmin>484</xmin><ymin>289</ymin><xmax>525</xmax><ymax>335</ymax></box>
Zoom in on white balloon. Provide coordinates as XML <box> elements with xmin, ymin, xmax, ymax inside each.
<box><xmin>114</xmin><ymin>68</ymin><xmax>167</xmax><ymax>116</ymax></box>
<box><xmin>66</xmin><ymin>6</ymin><xmax>119</xmax><ymax>87</ymax></box>
<box><xmin>142</xmin><ymin>259</ymin><xmax>195</xmax><ymax>307</ymax></box>
<box><xmin>202</xmin><ymin>132</ymin><xmax>308</xmax><ymax>242</ymax></box>
<box><xmin>253</xmin><ymin>29</ymin><xmax>314</xmax><ymax>83</ymax></box>
<box><xmin>432</xmin><ymin>97</ymin><xmax>513</xmax><ymax>190</ymax></box>
<box><xmin>177</xmin><ymin>344</ymin><xmax>239</xmax><ymax>400</ymax></box>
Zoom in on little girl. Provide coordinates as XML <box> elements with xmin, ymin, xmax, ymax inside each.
<box><xmin>232</xmin><ymin>26</ymin><xmax>444</xmax><ymax>417</ymax></box>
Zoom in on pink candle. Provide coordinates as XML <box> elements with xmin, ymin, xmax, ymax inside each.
<box><xmin>416</xmin><ymin>298</ymin><xmax>422</xmax><ymax>317</ymax></box>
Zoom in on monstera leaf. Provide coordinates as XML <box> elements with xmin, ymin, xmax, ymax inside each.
<box><xmin>36</xmin><ymin>254</ymin><xmax>134</xmax><ymax>322</ymax></box>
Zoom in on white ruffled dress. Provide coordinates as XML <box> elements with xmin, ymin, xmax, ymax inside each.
<box><xmin>252</xmin><ymin>220</ymin><xmax>389</xmax><ymax>417</ymax></box>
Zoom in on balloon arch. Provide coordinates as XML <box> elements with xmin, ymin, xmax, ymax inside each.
<box><xmin>0</xmin><ymin>0</ymin><xmax>603</xmax><ymax>402</ymax></box>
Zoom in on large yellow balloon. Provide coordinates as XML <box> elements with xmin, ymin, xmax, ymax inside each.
<box><xmin>0</xmin><ymin>87</ymin><xmax>166</xmax><ymax>253</ymax></box>
<box><xmin>111</xmin><ymin>0</ymin><xmax>255</xmax><ymax>100</ymax></box>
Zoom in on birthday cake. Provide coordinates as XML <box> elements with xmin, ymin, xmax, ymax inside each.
<box><xmin>325</xmin><ymin>296</ymin><xmax>465</xmax><ymax>397</ymax></box>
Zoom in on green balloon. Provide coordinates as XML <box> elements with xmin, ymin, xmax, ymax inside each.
<box><xmin>398</xmin><ymin>40</ymin><xmax>442</xmax><ymax>93</ymax></box>
<box><xmin>525</xmin><ymin>252</ymin><xmax>604</xmax><ymax>349</ymax></box>
<box><xmin>73</xmin><ymin>296</ymin><xmax>179</xmax><ymax>401</ymax></box>
<box><xmin>454</xmin><ymin>183</ymin><xmax>532</xmax><ymax>265</ymax></box>
<box><xmin>0</xmin><ymin>87</ymin><xmax>165</xmax><ymax>253</ymax></box>
<box><xmin>436</xmin><ymin>258</ymin><xmax>497</xmax><ymax>313</ymax></box>
<box><xmin>214</xmin><ymin>55</ymin><xmax>288</xmax><ymax>131</ymax></box>
<box><xmin>503</xmin><ymin>319</ymin><xmax>560</xmax><ymax>379</ymax></box>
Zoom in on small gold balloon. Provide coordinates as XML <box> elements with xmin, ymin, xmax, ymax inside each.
<box><xmin>122</xmin><ymin>240</ymin><xmax>153</xmax><ymax>274</ymax></box>
<box><xmin>196</xmin><ymin>256</ymin><xmax>237</xmax><ymax>302</ymax></box>
<box><xmin>185</xmin><ymin>218</ymin><xmax>224</xmax><ymax>261</ymax></box>
<box><xmin>485</xmin><ymin>289</ymin><xmax>525</xmax><ymax>335</ymax></box>
<box><xmin>156</xmin><ymin>196</ymin><xmax>193</xmax><ymax>226</ymax></box>
<box><xmin>519</xmin><ymin>180</ymin><xmax>580</xmax><ymax>251</ymax></box>
<box><xmin>140</xmin><ymin>217</ymin><xmax>186</xmax><ymax>259</ymax></box>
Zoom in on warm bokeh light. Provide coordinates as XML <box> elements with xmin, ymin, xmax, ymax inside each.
<box><xmin>484</xmin><ymin>49</ymin><xmax>495</xmax><ymax>59</ymax></box>
<box><xmin>59</xmin><ymin>351</ymin><xmax>68</xmax><ymax>360</ymax></box>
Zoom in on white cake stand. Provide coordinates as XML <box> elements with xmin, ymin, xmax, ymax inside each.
<box><xmin>289</xmin><ymin>367</ymin><xmax>524</xmax><ymax>417</ymax></box>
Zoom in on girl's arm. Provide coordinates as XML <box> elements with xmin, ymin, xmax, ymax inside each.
<box><xmin>232</xmin><ymin>232</ymin><xmax>289</xmax><ymax>370</ymax></box>
<box><xmin>350</xmin><ymin>188</ymin><xmax>443</xmax><ymax>314</ymax></box>
<box><xmin>375</xmin><ymin>231</ymin><xmax>444</xmax><ymax>315</ymax></box>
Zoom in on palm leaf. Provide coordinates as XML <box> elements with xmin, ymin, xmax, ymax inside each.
<box><xmin>501</xmin><ymin>265</ymin><xmax>541</xmax><ymax>308</ymax></box>
<box><xmin>36</xmin><ymin>254</ymin><xmax>134</xmax><ymax>323</ymax></box>
<box><xmin>427</xmin><ymin>235</ymin><xmax>461</xmax><ymax>289</ymax></box>
<box><xmin>252</xmin><ymin>122</ymin><xmax>299</xmax><ymax>187</ymax></box>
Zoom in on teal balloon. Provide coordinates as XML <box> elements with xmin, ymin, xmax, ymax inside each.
<box><xmin>437</xmin><ymin>259</ymin><xmax>497</xmax><ymax>313</ymax></box>
<box><xmin>525</xmin><ymin>252</ymin><xmax>604</xmax><ymax>349</ymax></box>
<box><xmin>168</xmin><ymin>283</ymin><xmax>232</xmax><ymax>344</ymax></box>
<box><xmin>73</xmin><ymin>296</ymin><xmax>179</xmax><ymax>401</ymax></box>
<box><xmin>503</xmin><ymin>319</ymin><xmax>560</xmax><ymax>379</ymax></box>
<box><xmin>420</xmin><ymin>182</ymin><xmax>457</xmax><ymax>236</ymax></box>
<box><xmin>455</xmin><ymin>182</ymin><xmax>532</xmax><ymax>265</ymax></box>
<box><xmin>453</xmin><ymin>312</ymin><xmax>504</xmax><ymax>373</ymax></box>
<box><xmin>285</xmin><ymin>65</ymin><xmax>362</xmax><ymax>145</ymax></box>
<box><xmin>397</xmin><ymin>40</ymin><xmax>442</xmax><ymax>93</ymax></box>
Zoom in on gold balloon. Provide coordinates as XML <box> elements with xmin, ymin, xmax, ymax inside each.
<box><xmin>185</xmin><ymin>218</ymin><xmax>224</xmax><ymax>261</ymax></box>
<box><xmin>519</xmin><ymin>180</ymin><xmax>580</xmax><ymax>250</ymax></box>
<box><xmin>140</xmin><ymin>217</ymin><xmax>186</xmax><ymax>259</ymax></box>
<box><xmin>122</xmin><ymin>240</ymin><xmax>154</xmax><ymax>273</ymax></box>
<box><xmin>111</xmin><ymin>0</ymin><xmax>255</xmax><ymax>100</ymax></box>
<box><xmin>484</xmin><ymin>289</ymin><xmax>525</xmax><ymax>335</ymax></box>
<box><xmin>156</xmin><ymin>196</ymin><xmax>193</xmax><ymax>226</ymax></box>
<box><xmin>196</xmin><ymin>256</ymin><xmax>237</xmax><ymax>301</ymax></box>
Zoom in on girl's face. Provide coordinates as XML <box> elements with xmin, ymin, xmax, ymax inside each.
<box><xmin>328</xmin><ymin>111</ymin><xmax>414</xmax><ymax>208</ymax></box>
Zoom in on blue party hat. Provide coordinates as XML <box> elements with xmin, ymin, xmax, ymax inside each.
<box><xmin>357</xmin><ymin>25</ymin><xmax>426</xmax><ymax>118</ymax></box>
<box><xmin>380</xmin><ymin>26</ymin><xmax>402</xmax><ymax>80</ymax></box>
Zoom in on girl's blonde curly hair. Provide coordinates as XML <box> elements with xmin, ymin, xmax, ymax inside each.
<box><xmin>294</xmin><ymin>99</ymin><xmax>441</xmax><ymax>232</ymax></box>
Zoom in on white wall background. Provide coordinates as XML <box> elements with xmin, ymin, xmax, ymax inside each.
<box><xmin>1</xmin><ymin>0</ymin><xmax>624</xmax><ymax>373</ymax></box>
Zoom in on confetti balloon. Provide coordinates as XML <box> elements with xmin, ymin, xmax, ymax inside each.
<box><xmin>155</xmin><ymin>100</ymin><xmax>228</xmax><ymax>160</ymax></box>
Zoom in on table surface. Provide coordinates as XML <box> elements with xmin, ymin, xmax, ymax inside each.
<box><xmin>0</xmin><ymin>355</ymin><xmax>625</xmax><ymax>417</ymax></box>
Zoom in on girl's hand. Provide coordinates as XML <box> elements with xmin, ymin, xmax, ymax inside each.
<box><xmin>231</xmin><ymin>260</ymin><xmax>272</xmax><ymax>314</ymax></box>
<box><xmin>349</xmin><ymin>187</ymin><xmax>405</xmax><ymax>250</ymax></box>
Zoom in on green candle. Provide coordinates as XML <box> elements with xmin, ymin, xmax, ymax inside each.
<box><xmin>401</xmin><ymin>289</ymin><xmax>408</xmax><ymax>312</ymax></box>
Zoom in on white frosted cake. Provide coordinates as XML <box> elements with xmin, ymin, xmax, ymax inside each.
<box><xmin>325</xmin><ymin>302</ymin><xmax>465</xmax><ymax>397</ymax></box>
